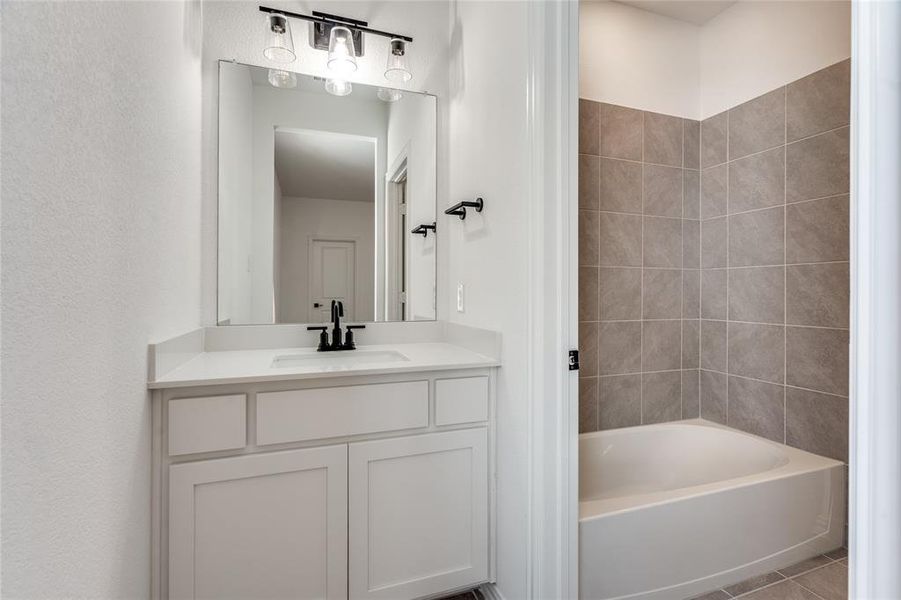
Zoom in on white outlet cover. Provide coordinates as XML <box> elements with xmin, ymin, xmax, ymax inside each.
<box><xmin>456</xmin><ymin>283</ymin><xmax>465</xmax><ymax>312</ymax></box>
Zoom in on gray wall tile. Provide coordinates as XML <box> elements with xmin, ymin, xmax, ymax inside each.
<box><xmin>700</xmin><ymin>320</ymin><xmax>727</xmax><ymax>372</ymax></box>
<box><xmin>579</xmin><ymin>321</ymin><xmax>598</xmax><ymax>377</ymax></box>
<box><xmin>579</xmin><ymin>209</ymin><xmax>600</xmax><ymax>265</ymax></box>
<box><xmin>682</xmin><ymin>370</ymin><xmax>700</xmax><ymax>418</ymax></box>
<box><xmin>683</xmin><ymin>169</ymin><xmax>700</xmax><ymax>219</ymax></box>
<box><xmin>599</xmin><ymin>212</ymin><xmax>642</xmax><ymax>266</ymax></box>
<box><xmin>786</xmin><ymin>195</ymin><xmax>849</xmax><ymax>263</ymax></box>
<box><xmin>644</xmin><ymin>112</ymin><xmax>683</xmax><ymax>167</ymax></box>
<box><xmin>643</xmin><ymin>269</ymin><xmax>682</xmax><ymax>319</ymax></box>
<box><xmin>729</xmin><ymin>207</ymin><xmax>785</xmax><ymax>267</ymax></box>
<box><xmin>786</xmin><ymin>127</ymin><xmax>850</xmax><ymax>203</ymax></box>
<box><xmin>728</xmin><ymin>322</ymin><xmax>785</xmax><ymax>383</ymax></box>
<box><xmin>683</xmin><ymin>269</ymin><xmax>700</xmax><ymax>318</ymax></box>
<box><xmin>728</xmin><ymin>376</ymin><xmax>785</xmax><ymax>442</ymax></box>
<box><xmin>786</xmin><ymin>326</ymin><xmax>849</xmax><ymax>396</ymax></box>
<box><xmin>642</xmin><ymin>371</ymin><xmax>682</xmax><ymax>423</ymax></box>
<box><xmin>642</xmin><ymin>320</ymin><xmax>681</xmax><ymax>371</ymax></box>
<box><xmin>643</xmin><ymin>164</ymin><xmax>683</xmax><ymax>217</ymax></box>
<box><xmin>683</xmin><ymin>119</ymin><xmax>700</xmax><ymax>169</ymax></box>
<box><xmin>683</xmin><ymin>220</ymin><xmax>700</xmax><ymax>268</ymax></box>
<box><xmin>701</xmin><ymin>269</ymin><xmax>727</xmax><ymax>320</ymax></box>
<box><xmin>787</xmin><ymin>59</ymin><xmax>850</xmax><ymax>142</ymax></box>
<box><xmin>786</xmin><ymin>263</ymin><xmax>849</xmax><ymax>327</ymax></box>
<box><xmin>729</xmin><ymin>87</ymin><xmax>786</xmax><ymax>159</ymax></box>
<box><xmin>600</xmin><ymin>158</ymin><xmax>642</xmax><ymax>213</ymax></box>
<box><xmin>599</xmin><ymin>267</ymin><xmax>641</xmax><ymax>320</ymax></box>
<box><xmin>599</xmin><ymin>321</ymin><xmax>641</xmax><ymax>375</ymax></box>
<box><xmin>701</xmin><ymin>164</ymin><xmax>728</xmax><ymax>219</ymax></box>
<box><xmin>786</xmin><ymin>387</ymin><xmax>849</xmax><ymax>461</ymax></box>
<box><xmin>601</xmin><ymin>103</ymin><xmax>642</xmax><ymax>160</ymax></box>
<box><xmin>579</xmin><ymin>99</ymin><xmax>600</xmax><ymax>155</ymax></box>
<box><xmin>729</xmin><ymin>266</ymin><xmax>785</xmax><ymax>324</ymax></box>
<box><xmin>700</xmin><ymin>369</ymin><xmax>727</xmax><ymax>423</ymax></box>
<box><xmin>579</xmin><ymin>377</ymin><xmax>598</xmax><ymax>433</ymax></box>
<box><xmin>682</xmin><ymin>319</ymin><xmax>699</xmax><ymax>369</ymax></box>
<box><xmin>599</xmin><ymin>375</ymin><xmax>641</xmax><ymax>429</ymax></box>
<box><xmin>579</xmin><ymin>266</ymin><xmax>599</xmax><ymax>322</ymax></box>
<box><xmin>701</xmin><ymin>111</ymin><xmax>727</xmax><ymax>168</ymax></box>
<box><xmin>579</xmin><ymin>154</ymin><xmax>600</xmax><ymax>210</ymax></box>
<box><xmin>643</xmin><ymin>217</ymin><xmax>682</xmax><ymax>268</ymax></box>
<box><xmin>701</xmin><ymin>217</ymin><xmax>727</xmax><ymax>268</ymax></box>
<box><xmin>729</xmin><ymin>146</ymin><xmax>786</xmax><ymax>214</ymax></box>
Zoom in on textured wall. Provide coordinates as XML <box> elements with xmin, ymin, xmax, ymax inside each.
<box><xmin>1</xmin><ymin>1</ymin><xmax>203</xmax><ymax>597</ymax></box>
<box><xmin>578</xmin><ymin>101</ymin><xmax>701</xmax><ymax>431</ymax></box>
<box><xmin>697</xmin><ymin>59</ymin><xmax>851</xmax><ymax>462</ymax></box>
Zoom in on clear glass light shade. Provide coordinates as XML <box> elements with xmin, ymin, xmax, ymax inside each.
<box><xmin>384</xmin><ymin>39</ymin><xmax>412</xmax><ymax>83</ymax></box>
<box><xmin>325</xmin><ymin>78</ymin><xmax>352</xmax><ymax>97</ymax></box>
<box><xmin>263</xmin><ymin>14</ymin><xmax>296</xmax><ymax>63</ymax></box>
<box><xmin>268</xmin><ymin>69</ymin><xmax>297</xmax><ymax>89</ymax></box>
<box><xmin>377</xmin><ymin>88</ymin><xmax>403</xmax><ymax>102</ymax></box>
<box><xmin>327</xmin><ymin>26</ymin><xmax>357</xmax><ymax>74</ymax></box>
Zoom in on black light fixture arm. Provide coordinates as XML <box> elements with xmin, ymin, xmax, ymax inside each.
<box><xmin>444</xmin><ymin>197</ymin><xmax>484</xmax><ymax>220</ymax></box>
<box><xmin>258</xmin><ymin>6</ymin><xmax>413</xmax><ymax>43</ymax></box>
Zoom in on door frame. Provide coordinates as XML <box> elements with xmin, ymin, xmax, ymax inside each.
<box><xmin>849</xmin><ymin>1</ymin><xmax>901</xmax><ymax>596</ymax></box>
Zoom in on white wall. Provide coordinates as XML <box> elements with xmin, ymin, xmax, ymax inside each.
<box><xmin>580</xmin><ymin>1</ymin><xmax>700</xmax><ymax>118</ymax></box>
<box><xmin>446</xmin><ymin>1</ymin><xmax>531</xmax><ymax>597</ymax></box>
<box><xmin>277</xmin><ymin>196</ymin><xmax>375</xmax><ymax>323</ymax></box>
<box><xmin>202</xmin><ymin>1</ymin><xmax>451</xmax><ymax>325</ymax></box>
<box><xmin>579</xmin><ymin>0</ymin><xmax>851</xmax><ymax>120</ymax></box>
<box><xmin>0</xmin><ymin>1</ymin><xmax>203</xmax><ymax>597</ymax></box>
<box><xmin>386</xmin><ymin>95</ymin><xmax>438</xmax><ymax>320</ymax></box>
<box><xmin>218</xmin><ymin>62</ymin><xmax>254</xmax><ymax>324</ymax></box>
<box><xmin>699</xmin><ymin>1</ymin><xmax>851</xmax><ymax>118</ymax></box>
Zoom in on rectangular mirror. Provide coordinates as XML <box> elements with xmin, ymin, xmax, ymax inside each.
<box><xmin>217</xmin><ymin>61</ymin><xmax>437</xmax><ymax>325</ymax></box>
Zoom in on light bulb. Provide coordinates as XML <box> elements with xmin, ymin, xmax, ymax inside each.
<box><xmin>268</xmin><ymin>69</ymin><xmax>297</xmax><ymax>89</ymax></box>
<box><xmin>384</xmin><ymin>38</ymin><xmax>412</xmax><ymax>83</ymax></box>
<box><xmin>327</xmin><ymin>26</ymin><xmax>357</xmax><ymax>74</ymax></box>
<box><xmin>377</xmin><ymin>88</ymin><xmax>403</xmax><ymax>102</ymax></box>
<box><xmin>263</xmin><ymin>13</ymin><xmax>296</xmax><ymax>63</ymax></box>
<box><xmin>325</xmin><ymin>78</ymin><xmax>352</xmax><ymax>97</ymax></box>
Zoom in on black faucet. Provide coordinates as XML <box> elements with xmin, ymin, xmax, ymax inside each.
<box><xmin>306</xmin><ymin>300</ymin><xmax>365</xmax><ymax>351</ymax></box>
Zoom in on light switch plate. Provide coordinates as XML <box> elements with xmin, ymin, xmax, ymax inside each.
<box><xmin>456</xmin><ymin>283</ymin><xmax>465</xmax><ymax>313</ymax></box>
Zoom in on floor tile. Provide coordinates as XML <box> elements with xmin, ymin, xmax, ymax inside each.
<box><xmin>793</xmin><ymin>562</ymin><xmax>848</xmax><ymax>600</ymax></box>
<box><xmin>823</xmin><ymin>547</ymin><xmax>847</xmax><ymax>561</ymax></box>
<box><xmin>724</xmin><ymin>571</ymin><xmax>786</xmax><ymax>597</ymax></box>
<box><xmin>740</xmin><ymin>579</ymin><xmax>820</xmax><ymax>600</ymax></box>
<box><xmin>690</xmin><ymin>591</ymin><xmax>731</xmax><ymax>600</ymax></box>
<box><xmin>777</xmin><ymin>554</ymin><xmax>832</xmax><ymax>578</ymax></box>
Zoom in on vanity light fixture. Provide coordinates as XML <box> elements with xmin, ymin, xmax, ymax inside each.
<box><xmin>267</xmin><ymin>69</ymin><xmax>297</xmax><ymax>89</ymax></box>
<box><xmin>384</xmin><ymin>39</ymin><xmax>413</xmax><ymax>83</ymax></box>
<box><xmin>262</xmin><ymin>13</ymin><xmax>296</xmax><ymax>63</ymax></box>
<box><xmin>325</xmin><ymin>78</ymin><xmax>352</xmax><ymax>97</ymax></box>
<box><xmin>327</xmin><ymin>26</ymin><xmax>358</xmax><ymax>74</ymax></box>
<box><xmin>258</xmin><ymin>6</ymin><xmax>414</xmax><ymax>82</ymax></box>
<box><xmin>377</xmin><ymin>88</ymin><xmax>403</xmax><ymax>102</ymax></box>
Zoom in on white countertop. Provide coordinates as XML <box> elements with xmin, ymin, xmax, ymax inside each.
<box><xmin>148</xmin><ymin>342</ymin><xmax>500</xmax><ymax>389</ymax></box>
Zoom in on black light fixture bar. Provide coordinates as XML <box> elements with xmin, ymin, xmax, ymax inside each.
<box><xmin>258</xmin><ymin>6</ymin><xmax>413</xmax><ymax>43</ymax></box>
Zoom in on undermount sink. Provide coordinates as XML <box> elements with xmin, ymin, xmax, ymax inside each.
<box><xmin>271</xmin><ymin>350</ymin><xmax>410</xmax><ymax>369</ymax></box>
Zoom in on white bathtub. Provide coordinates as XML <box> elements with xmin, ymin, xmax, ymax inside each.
<box><xmin>579</xmin><ymin>419</ymin><xmax>845</xmax><ymax>600</ymax></box>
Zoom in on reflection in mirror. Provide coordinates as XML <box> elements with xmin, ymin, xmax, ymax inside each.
<box><xmin>217</xmin><ymin>61</ymin><xmax>437</xmax><ymax>325</ymax></box>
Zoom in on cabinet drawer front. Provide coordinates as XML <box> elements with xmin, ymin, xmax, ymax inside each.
<box><xmin>168</xmin><ymin>394</ymin><xmax>246</xmax><ymax>456</ymax></box>
<box><xmin>257</xmin><ymin>381</ymin><xmax>429</xmax><ymax>446</ymax></box>
<box><xmin>435</xmin><ymin>376</ymin><xmax>489</xmax><ymax>426</ymax></box>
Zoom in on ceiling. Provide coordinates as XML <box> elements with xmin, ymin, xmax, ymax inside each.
<box><xmin>613</xmin><ymin>0</ymin><xmax>736</xmax><ymax>25</ymax></box>
<box><xmin>274</xmin><ymin>130</ymin><xmax>375</xmax><ymax>202</ymax></box>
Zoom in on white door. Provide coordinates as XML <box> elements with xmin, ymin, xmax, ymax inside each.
<box><xmin>348</xmin><ymin>429</ymin><xmax>488</xmax><ymax>600</ymax></box>
<box><xmin>169</xmin><ymin>446</ymin><xmax>348</xmax><ymax>600</ymax></box>
<box><xmin>309</xmin><ymin>239</ymin><xmax>355</xmax><ymax>322</ymax></box>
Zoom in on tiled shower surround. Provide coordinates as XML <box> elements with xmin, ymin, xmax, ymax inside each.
<box><xmin>579</xmin><ymin>59</ymin><xmax>850</xmax><ymax>464</ymax></box>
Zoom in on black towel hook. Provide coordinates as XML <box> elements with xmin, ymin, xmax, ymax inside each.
<box><xmin>444</xmin><ymin>197</ymin><xmax>484</xmax><ymax>220</ymax></box>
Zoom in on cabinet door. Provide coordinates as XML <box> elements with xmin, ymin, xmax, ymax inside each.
<box><xmin>348</xmin><ymin>429</ymin><xmax>488</xmax><ymax>600</ymax></box>
<box><xmin>169</xmin><ymin>446</ymin><xmax>347</xmax><ymax>600</ymax></box>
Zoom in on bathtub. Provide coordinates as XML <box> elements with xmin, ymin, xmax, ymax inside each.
<box><xmin>579</xmin><ymin>419</ymin><xmax>845</xmax><ymax>600</ymax></box>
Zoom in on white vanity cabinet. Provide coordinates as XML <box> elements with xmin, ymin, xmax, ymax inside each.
<box><xmin>151</xmin><ymin>370</ymin><xmax>495</xmax><ymax>600</ymax></box>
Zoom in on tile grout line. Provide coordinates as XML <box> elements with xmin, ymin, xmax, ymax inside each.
<box><xmin>639</xmin><ymin>109</ymin><xmax>645</xmax><ymax>425</ymax></box>
<box><xmin>783</xmin><ymin>87</ymin><xmax>789</xmax><ymax>445</ymax></box>
<box><xmin>698</xmin><ymin>368</ymin><xmax>849</xmax><ymax>399</ymax></box>
<box><xmin>680</xmin><ymin>117</ymin><xmax>685</xmax><ymax>419</ymax></box>
<box><xmin>579</xmin><ymin>260</ymin><xmax>849</xmax><ymax>270</ymax></box>
<box><xmin>725</xmin><ymin>107</ymin><xmax>731</xmax><ymax>425</ymax></box>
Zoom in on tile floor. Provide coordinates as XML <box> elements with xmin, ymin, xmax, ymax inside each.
<box><xmin>437</xmin><ymin>589</ymin><xmax>484</xmax><ymax>600</ymax></box>
<box><xmin>691</xmin><ymin>548</ymin><xmax>848</xmax><ymax>600</ymax></box>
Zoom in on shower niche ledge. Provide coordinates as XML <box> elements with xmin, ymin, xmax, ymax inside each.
<box><xmin>148</xmin><ymin>322</ymin><xmax>500</xmax><ymax>600</ymax></box>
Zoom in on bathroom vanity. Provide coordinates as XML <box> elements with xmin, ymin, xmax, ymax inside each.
<box><xmin>148</xmin><ymin>323</ymin><xmax>499</xmax><ymax>600</ymax></box>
